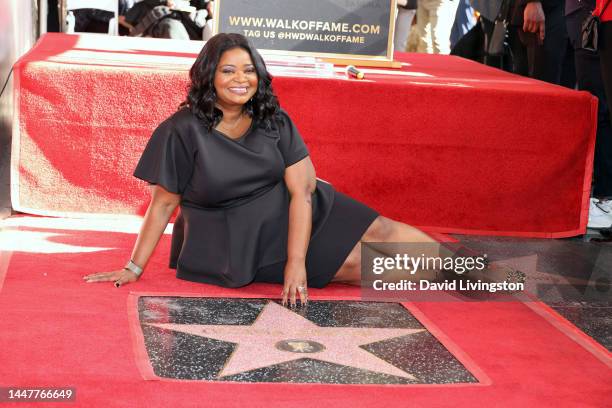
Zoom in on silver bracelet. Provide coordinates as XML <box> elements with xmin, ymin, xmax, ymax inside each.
<box><xmin>124</xmin><ymin>260</ymin><xmax>144</xmax><ymax>277</ymax></box>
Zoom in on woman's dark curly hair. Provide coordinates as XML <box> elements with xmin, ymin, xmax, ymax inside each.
<box><xmin>181</xmin><ymin>33</ymin><xmax>280</xmax><ymax>131</ymax></box>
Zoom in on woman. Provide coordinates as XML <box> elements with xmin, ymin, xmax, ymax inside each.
<box><xmin>83</xmin><ymin>33</ymin><xmax>437</xmax><ymax>306</ymax></box>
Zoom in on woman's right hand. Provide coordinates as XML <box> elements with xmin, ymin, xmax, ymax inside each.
<box><xmin>83</xmin><ymin>186</ymin><xmax>179</xmax><ymax>288</ymax></box>
<box><xmin>83</xmin><ymin>268</ymin><xmax>140</xmax><ymax>288</ymax></box>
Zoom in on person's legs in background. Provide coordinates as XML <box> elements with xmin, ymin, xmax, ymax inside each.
<box><xmin>428</xmin><ymin>0</ymin><xmax>461</xmax><ymax>54</ymax></box>
<box><xmin>566</xmin><ymin>7</ymin><xmax>612</xmax><ymax>228</ymax></box>
<box><xmin>508</xmin><ymin>25</ymin><xmax>529</xmax><ymax>76</ymax></box>
<box><xmin>518</xmin><ymin>2</ymin><xmax>568</xmax><ymax>84</ymax></box>
<box><xmin>559</xmin><ymin>39</ymin><xmax>577</xmax><ymax>88</ymax></box>
<box><xmin>601</xmin><ymin>22</ymin><xmax>612</xmax><ymax>128</ymax></box>
<box><xmin>406</xmin><ymin>20</ymin><xmax>422</xmax><ymax>52</ymax></box>
<box><xmin>416</xmin><ymin>0</ymin><xmax>433</xmax><ymax>53</ymax></box>
<box><xmin>450</xmin><ymin>0</ymin><xmax>475</xmax><ymax>50</ymax></box>
<box><xmin>594</xmin><ymin>21</ymin><xmax>612</xmax><ymax>227</ymax></box>
<box><xmin>394</xmin><ymin>6</ymin><xmax>417</xmax><ymax>52</ymax></box>
<box><xmin>576</xmin><ymin>50</ymin><xmax>612</xmax><ymax>201</ymax></box>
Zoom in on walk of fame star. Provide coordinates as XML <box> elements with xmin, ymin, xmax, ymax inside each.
<box><xmin>147</xmin><ymin>301</ymin><xmax>424</xmax><ymax>379</ymax></box>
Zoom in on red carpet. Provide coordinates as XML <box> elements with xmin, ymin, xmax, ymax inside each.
<box><xmin>0</xmin><ymin>217</ymin><xmax>610</xmax><ymax>407</ymax></box>
<box><xmin>12</xmin><ymin>33</ymin><xmax>597</xmax><ymax>237</ymax></box>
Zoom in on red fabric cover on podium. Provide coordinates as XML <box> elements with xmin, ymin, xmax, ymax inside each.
<box><xmin>12</xmin><ymin>33</ymin><xmax>597</xmax><ymax>237</ymax></box>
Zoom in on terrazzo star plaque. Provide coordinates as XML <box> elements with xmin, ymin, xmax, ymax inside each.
<box><xmin>137</xmin><ymin>297</ymin><xmax>477</xmax><ymax>384</ymax></box>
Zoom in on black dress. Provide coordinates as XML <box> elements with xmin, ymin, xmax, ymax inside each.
<box><xmin>134</xmin><ymin>107</ymin><xmax>378</xmax><ymax>288</ymax></box>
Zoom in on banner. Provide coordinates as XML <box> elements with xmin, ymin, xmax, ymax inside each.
<box><xmin>214</xmin><ymin>0</ymin><xmax>397</xmax><ymax>60</ymax></box>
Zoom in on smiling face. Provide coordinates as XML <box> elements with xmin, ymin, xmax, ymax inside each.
<box><xmin>213</xmin><ymin>47</ymin><xmax>258</xmax><ymax>111</ymax></box>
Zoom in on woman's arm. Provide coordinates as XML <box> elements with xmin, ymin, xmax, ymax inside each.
<box><xmin>282</xmin><ymin>157</ymin><xmax>317</xmax><ymax>307</ymax></box>
<box><xmin>83</xmin><ymin>185</ymin><xmax>181</xmax><ymax>287</ymax></box>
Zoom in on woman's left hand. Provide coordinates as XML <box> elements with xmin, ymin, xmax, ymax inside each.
<box><xmin>282</xmin><ymin>260</ymin><xmax>308</xmax><ymax>308</ymax></box>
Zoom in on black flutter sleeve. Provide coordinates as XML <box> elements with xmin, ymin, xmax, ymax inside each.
<box><xmin>133</xmin><ymin>118</ymin><xmax>194</xmax><ymax>194</ymax></box>
<box><xmin>277</xmin><ymin>110</ymin><xmax>309</xmax><ymax>167</ymax></box>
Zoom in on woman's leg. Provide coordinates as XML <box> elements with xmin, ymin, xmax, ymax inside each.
<box><xmin>361</xmin><ymin>216</ymin><xmax>437</xmax><ymax>244</ymax></box>
<box><xmin>331</xmin><ymin>216</ymin><xmax>523</xmax><ymax>286</ymax></box>
<box><xmin>429</xmin><ymin>0</ymin><xmax>460</xmax><ymax>54</ymax></box>
<box><xmin>331</xmin><ymin>216</ymin><xmax>438</xmax><ymax>285</ymax></box>
<box><xmin>330</xmin><ymin>241</ymin><xmax>362</xmax><ymax>285</ymax></box>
